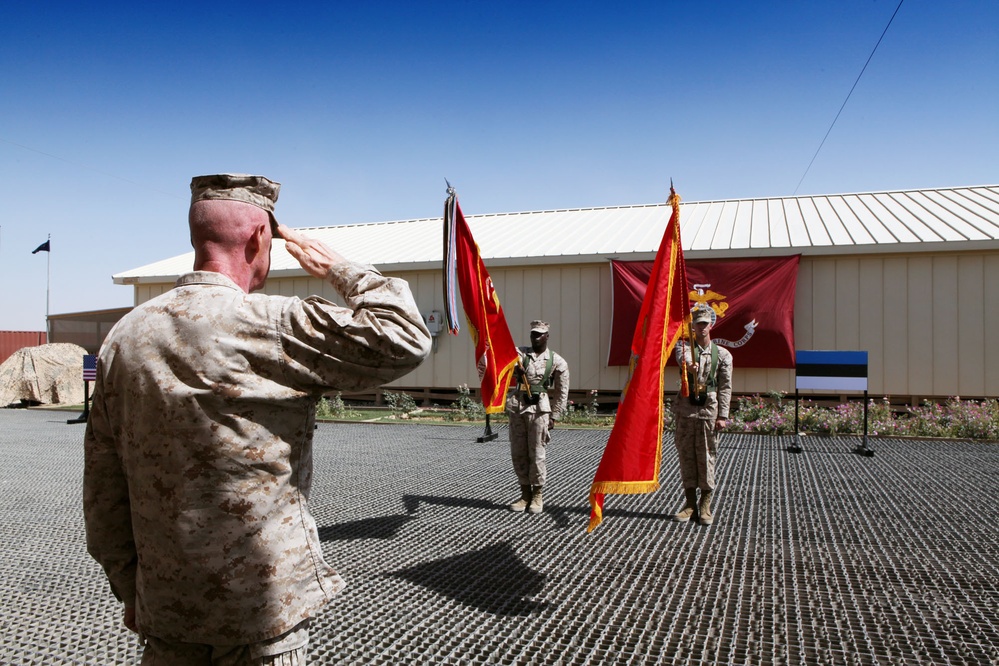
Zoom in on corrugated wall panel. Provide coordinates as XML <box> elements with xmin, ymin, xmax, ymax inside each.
<box><xmin>957</xmin><ymin>256</ymin><xmax>986</xmax><ymax>396</ymax></box>
<box><xmin>835</xmin><ymin>259</ymin><xmax>861</xmax><ymax>349</ymax></box>
<box><xmin>933</xmin><ymin>257</ymin><xmax>960</xmax><ymax>395</ymax></box>
<box><xmin>519</xmin><ymin>267</ymin><xmax>545</xmax><ymax>336</ymax></box>
<box><xmin>858</xmin><ymin>260</ymin><xmax>885</xmax><ymax>391</ymax></box>
<box><xmin>404</xmin><ymin>270</ymin><xmax>441</xmax><ymax>389</ymax></box>
<box><xmin>811</xmin><ymin>261</ymin><xmax>838</xmax><ymax>348</ymax></box>
<box><xmin>0</xmin><ymin>331</ymin><xmax>47</xmax><ymax>365</ymax></box>
<box><xmin>600</xmin><ymin>265</ymin><xmax>630</xmax><ymax>390</ymax></box>
<box><xmin>794</xmin><ymin>260</ymin><xmax>814</xmax><ymax>351</ymax></box>
<box><xmin>882</xmin><ymin>257</ymin><xmax>910</xmax><ymax>394</ymax></box>
<box><xmin>907</xmin><ymin>256</ymin><xmax>935</xmax><ymax>394</ymax></box>
<box><xmin>557</xmin><ymin>266</ymin><xmax>582</xmax><ymax>389</ymax></box>
<box><xmin>577</xmin><ymin>266</ymin><xmax>604</xmax><ymax>389</ymax></box>
<box><xmin>986</xmin><ymin>256</ymin><xmax>999</xmax><ymax>396</ymax></box>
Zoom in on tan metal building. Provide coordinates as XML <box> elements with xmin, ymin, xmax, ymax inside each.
<box><xmin>114</xmin><ymin>184</ymin><xmax>999</xmax><ymax>401</ymax></box>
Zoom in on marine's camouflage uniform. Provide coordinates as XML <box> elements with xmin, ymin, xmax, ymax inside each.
<box><xmin>672</xmin><ymin>342</ymin><xmax>733</xmax><ymax>491</ymax></box>
<box><xmin>83</xmin><ymin>263</ymin><xmax>430</xmax><ymax>645</ymax></box>
<box><xmin>505</xmin><ymin>347</ymin><xmax>569</xmax><ymax>487</ymax></box>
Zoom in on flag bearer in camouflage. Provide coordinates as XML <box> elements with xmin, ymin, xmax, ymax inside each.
<box><xmin>506</xmin><ymin>320</ymin><xmax>570</xmax><ymax>514</ymax></box>
<box><xmin>83</xmin><ymin>173</ymin><xmax>431</xmax><ymax>665</ymax></box>
<box><xmin>672</xmin><ymin>305</ymin><xmax>733</xmax><ymax>526</ymax></box>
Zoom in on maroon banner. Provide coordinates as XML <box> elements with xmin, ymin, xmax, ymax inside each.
<box><xmin>609</xmin><ymin>256</ymin><xmax>799</xmax><ymax>368</ymax></box>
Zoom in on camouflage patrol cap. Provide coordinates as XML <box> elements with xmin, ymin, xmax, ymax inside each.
<box><xmin>530</xmin><ymin>320</ymin><xmax>550</xmax><ymax>333</ymax></box>
<box><xmin>691</xmin><ymin>306</ymin><xmax>713</xmax><ymax>324</ymax></box>
<box><xmin>190</xmin><ymin>174</ymin><xmax>281</xmax><ymax>213</ymax></box>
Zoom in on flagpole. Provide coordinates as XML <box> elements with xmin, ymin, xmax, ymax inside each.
<box><xmin>46</xmin><ymin>233</ymin><xmax>51</xmax><ymax>341</ymax></box>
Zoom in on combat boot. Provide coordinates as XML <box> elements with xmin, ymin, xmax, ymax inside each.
<box><xmin>510</xmin><ymin>485</ymin><xmax>532</xmax><ymax>512</ymax></box>
<box><xmin>698</xmin><ymin>489</ymin><xmax>714</xmax><ymax>525</ymax></box>
<box><xmin>673</xmin><ymin>488</ymin><xmax>698</xmax><ymax>522</ymax></box>
<box><xmin>527</xmin><ymin>486</ymin><xmax>544</xmax><ymax>514</ymax></box>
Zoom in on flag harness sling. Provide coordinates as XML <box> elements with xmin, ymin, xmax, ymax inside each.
<box><xmin>689</xmin><ymin>342</ymin><xmax>718</xmax><ymax>406</ymax></box>
<box><xmin>519</xmin><ymin>349</ymin><xmax>555</xmax><ymax>404</ymax></box>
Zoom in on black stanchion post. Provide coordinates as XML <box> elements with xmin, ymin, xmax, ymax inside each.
<box><xmin>68</xmin><ymin>353</ymin><xmax>95</xmax><ymax>424</ymax></box>
<box><xmin>67</xmin><ymin>380</ymin><xmax>90</xmax><ymax>424</ymax></box>
<box><xmin>477</xmin><ymin>413</ymin><xmax>499</xmax><ymax>443</ymax></box>
<box><xmin>788</xmin><ymin>387</ymin><xmax>803</xmax><ymax>453</ymax></box>
<box><xmin>855</xmin><ymin>389</ymin><xmax>875</xmax><ymax>457</ymax></box>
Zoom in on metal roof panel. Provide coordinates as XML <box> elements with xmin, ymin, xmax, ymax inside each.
<box><xmin>114</xmin><ymin>185</ymin><xmax>999</xmax><ymax>283</ymax></box>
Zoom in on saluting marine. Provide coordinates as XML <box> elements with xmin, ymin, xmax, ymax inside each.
<box><xmin>83</xmin><ymin>173</ymin><xmax>431</xmax><ymax>663</ymax></box>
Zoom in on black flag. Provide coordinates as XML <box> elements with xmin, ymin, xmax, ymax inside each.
<box><xmin>32</xmin><ymin>240</ymin><xmax>50</xmax><ymax>254</ymax></box>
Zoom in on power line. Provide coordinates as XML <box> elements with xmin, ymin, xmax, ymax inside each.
<box><xmin>0</xmin><ymin>136</ymin><xmax>184</xmax><ymax>200</ymax></box>
<box><xmin>793</xmin><ymin>0</ymin><xmax>905</xmax><ymax>196</ymax></box>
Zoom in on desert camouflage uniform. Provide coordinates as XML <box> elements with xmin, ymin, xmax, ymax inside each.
<box><xmin>84</xmin><ymin>263</ymin><xmax>430</xmax><ymax>645</ymax></box>
<box><xmin>672</xmin><ymin>342</ymin><xmax>733</xmax><ymax>491</ymax></box>
<box><xmin>506</xmin><ymin>347</ymin><xmax>569</xmax><ymax>487</ymax></box>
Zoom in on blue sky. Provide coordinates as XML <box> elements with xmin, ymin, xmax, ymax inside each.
<box><xmin>2</xmin><ymin>1</ymin><xmax>997</xmax><ymax>331</ymax></box>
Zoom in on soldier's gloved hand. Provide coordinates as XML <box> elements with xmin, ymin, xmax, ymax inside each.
<box><xmin>548</xmin><ymin>414</ymin><xmax>556</xmax><ymax>430</ymax></box>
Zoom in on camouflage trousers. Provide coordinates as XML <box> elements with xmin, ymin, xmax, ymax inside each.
<box><xmin>508</xmin><ymin>411</ymin><xmax>551</xmax><ymax>487</ymax></box>
<box><xmin>674</xmin><ymin>416</ymin><xmax>718</xmax><ymax>491</ymax></box>
<box><xmin>141</xmin><ymin>621</ymin><xmax>309</xmax><ymax>666</ymax></box>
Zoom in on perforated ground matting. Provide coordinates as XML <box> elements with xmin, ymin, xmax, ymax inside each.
<box><xmin>1</xmin><ymin>409</ymin><xmax>996</xmax><ymax>665</ymax></box>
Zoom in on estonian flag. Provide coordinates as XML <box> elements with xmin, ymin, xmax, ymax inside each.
<box><xmin>32</xmin><ymin>240</ymin><xmax>51</xmax><ymax>254</ymax></box>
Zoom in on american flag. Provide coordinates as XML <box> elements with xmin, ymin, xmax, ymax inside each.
<box><xmin>83</xmin><ymin>355</ymin><xmax>97</xmax><ymax>382</ymax></box>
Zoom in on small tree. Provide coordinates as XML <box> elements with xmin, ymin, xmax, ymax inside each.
<box><xmin>383</xmin><ymin>390</ymin><xmax>418</xmax><ymax>416</ymax></box>
<box><xmin>447</xmin><ymin>384</ymin><xmax>485</xmax><ymax>421</ymax></box>
<box><xmin>316</xmin><ymin>392</ymin><xmax>360</xmax><ymax>420</ymax></box>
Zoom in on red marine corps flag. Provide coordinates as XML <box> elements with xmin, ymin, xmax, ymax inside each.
<box><xmin>442</xmin><ymin>184</ymin><xmax>519</xmax><ymax>414</ymax></box>
<box><xmin>588</xmin><ymin>184</ymin><xmax>691</xmax><ymax>532</ymax></box>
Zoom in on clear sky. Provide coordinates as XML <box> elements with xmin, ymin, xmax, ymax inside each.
<box><xmin>1</xmin><ymin>1</ymin><xmax>996</xmax><ymax>331</ymax></box>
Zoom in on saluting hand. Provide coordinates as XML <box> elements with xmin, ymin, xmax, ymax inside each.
<box><xmin>275</xmin><ymin>223</ymin><xmax>347</xmax><ymax>279</ymax></box>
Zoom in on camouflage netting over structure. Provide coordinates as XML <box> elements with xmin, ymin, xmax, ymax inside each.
<box><xmin>0</xmin><ymin>343</ymin><xmax>88</xmax><ymax>407</ymax></box>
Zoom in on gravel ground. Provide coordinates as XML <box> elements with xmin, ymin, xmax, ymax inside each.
<box><xmin>1</xmin><ymin>408</ymin><xmax>996</xmax><ymax>665</ymax></box>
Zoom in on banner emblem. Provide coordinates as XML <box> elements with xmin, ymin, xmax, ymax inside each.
<box><xmin>688</xmin><ymin>282</ymin><xmax>758</xmax><ymax>350</ymax></box>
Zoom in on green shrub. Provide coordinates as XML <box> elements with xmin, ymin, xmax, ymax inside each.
<box><xmin>562</xmin><ymin>390</ymin><xmax>615</xmax><ymax>427</ymax></box>
<box><xmin>316</xmin><ymin>392</ymin><xmax>360</xmax><ymax>420</ymax></box>
<box><xmin>383</xmin><ymin>391</ymin><xmax>418</xmax><ymax>415</ymax></box>
<box><xmin>446</xmin><ymin>384</ymin><xmax>485</xmax><ymax>422</ymax></box>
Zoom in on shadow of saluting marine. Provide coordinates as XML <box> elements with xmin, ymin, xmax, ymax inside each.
<box><xmin>389</xmin><ymin>541</ymin><xmax>548</xmax><ymax>616</ymax></box>
<box><xmin>317</xmin><ymin>514</ymin><xmax>417</xmax><ymax>541</ymax></box>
